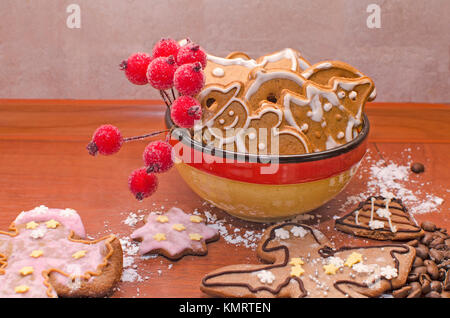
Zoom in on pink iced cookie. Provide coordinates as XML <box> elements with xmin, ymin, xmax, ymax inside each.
<box><xmin>14</xmin><ymin>205</ymin><xmax>86</xmax><ymax>238</ymax></box>
<box><xmin>0</xmin><ymin>207</ymin><xmax>123</xmax><ymax>298</ymax></box>
<box><xmin>131</xmin><ymin>207</ymin><xmax>219</xmax><ymax>260</ymax></box>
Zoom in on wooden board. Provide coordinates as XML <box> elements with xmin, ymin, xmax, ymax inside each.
<box><xmin>0</xmin><ymin>100</ymin><xmax>449</xmax><ymax>297</ymax></box>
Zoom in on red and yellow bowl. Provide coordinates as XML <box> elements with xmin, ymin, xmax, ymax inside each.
<box><xmin>166</xmin><ymin>113</ymin><xmax>369</xmax><ymax>222</ymax></box>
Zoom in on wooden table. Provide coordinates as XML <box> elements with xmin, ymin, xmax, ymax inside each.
<box><xmin>0</xmin><ymin>100</ymin><xmax>449</xmax><ymax>298</ymax></box>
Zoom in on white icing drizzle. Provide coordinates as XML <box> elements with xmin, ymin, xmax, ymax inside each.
<box><xmin>245</xmin><ymin>69</ymin><xmax>306</xmax><ymax>102</ymax></box>
<box><xmin>325</xmin><ymin>136</ymin><xmax>339</xmax><ymax>150</ymax></box>
<box><xmin>349</xmin><ymin>91</ymin><xmax>357</xmax><ymax>100</ymax></box>
<box><xmin>323</xmin><ymin>103</ymin><xmax>332</xmax><ymax>112</ymax></box>
<box><xmin>207</xmin><ymin>48</ymin><xmax>300</xmax><ymax>72</ymax></box>
<box><xmin>224</xmin><ymin>115</ymin><xmax>239</xmax><ymax>130</ymax></box>
<box><xmin>354</xmin><ymin>210</ymin><xmax>360</xmax><ymax>225</ymax></box>
<box><xmin>315</xmin><ymin>62</ymin><xmax>332</xmax><ymax>70</ymax></box>
<box><xmin>212</xmin><ymin>67</ymin><xmax>225</xmax><ymax>77</ymax></box>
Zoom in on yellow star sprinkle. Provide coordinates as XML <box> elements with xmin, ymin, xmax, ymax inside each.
<box><xmin>189</xmin><ymin>233</ymin><xmax>203</xmax><ymax>241</ymax></box>
<box><xmin>289</xmin><ymin>258</ymin><xmax>305</xmax><ymax>266</ymax></box>
<box><xmin>26</xmin><ymin>221</ymin><xmax>39</xmax><ymax>229</ymax></box>
<box><xmin>190</xmin><ymin>215</ymin><xmax>203</xmax><ymax>223</ymax></box>
<box><xmin>45</xmin><ymin>219</ymin><xmax>60</xmax><ymax>229</ymax></box>
<box><xmin>15</xmin><ymin>285</ymin><xmax>30</xmax><ymax>294</ymax></box>
<box><xmin>172</xmin><ymin>224</ymin><xmax>186</xmax><ymax>232</ymax></box>
<box><xmin>19</xmin><ymin>266</ymin><xmax>34</xmax><ymax>276</ymax></box>
<box><xmin>344</xmin><ymin>252</ymin><xmax>363</xmax><ymax>267</ymax></box>
<box><xmin>153</xmin><ymin>233</ymin><xmax>166</xmax><ymax>241</ymax></box>
<box><xmin>290</xmin><ymin>265</ymin><xmax>305</xmax><ymax>277</ymax></box>
<box><xmin>323</xmin><ymin>263</ymin><xmax>339</xmax><ymax>275</ymax></box>
<box><xmin>72</xmin><ymin>250</ymin><xmax>87</xmax><ymax>259</ymax></box>
<box><xmin>30</xmin><ymin>250</ymin><xmax>44</xmax><ymax>258</ymax></box>
<box><xmin>156</xmin><ymin>215</ymin><xmax>169</xmax><ymax>223</ymax></box>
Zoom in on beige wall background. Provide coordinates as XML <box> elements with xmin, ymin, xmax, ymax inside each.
<box><xmin>0</xmin><ymin>0</ymin><xmax>449</xmax><ymax>103</ymax></box>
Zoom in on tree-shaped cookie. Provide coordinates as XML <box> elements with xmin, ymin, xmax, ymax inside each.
<box><xmin>201</xmin><ymin>222</ymin><xmax>415</xmax><ymax>298</ymax></box>
<box><xmin>335</xmin><ymin>195</ymin><xmax>425</xmax><ymax>240</ymax></box>
<box><xmin>130</xmin><ymin>207</ymin><xmax>219</xmax><ymax>260</ymax></box>
<box><xmin>0</xmin><ymin>206</ymin><xmax>123</xmax><ymax>298</ymax></box>
<box><xmin>280</xmin><ymin>76</ymin><xmax>374</xmax><ymax>152</ymax></box>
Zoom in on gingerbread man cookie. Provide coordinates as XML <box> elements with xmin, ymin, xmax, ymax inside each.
<box><xmin>335</xmin><ymin>195</ymin><xmax>425</xmax><ymax>241</ymax></box>
<box><xmin>0</xmin><ymin>206</ymin><xmax>123</xmax><ymax>298</ymax></box>
<box><xmin>201</xmin><ymin>223</ymin><xmax>415</xmax><ymax>298</ymax></box>
<box><xmin>130</xmin><ymin>207</ymin><xmax>219</xmax><ymax>260</ymax></box>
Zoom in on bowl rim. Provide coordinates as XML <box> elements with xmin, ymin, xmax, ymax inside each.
<box><xmin>165</xmin><ymin>109</ymin><xmax>370</xmax><ymax>164</ymax></box>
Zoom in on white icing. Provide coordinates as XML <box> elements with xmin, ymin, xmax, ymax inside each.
<box><xmin>349</xmin><ymin>91</ymin><xmax>357</xmax><ymax>100</ymax></box>
<box><xmin>326</xmin><ymin>256</ymin><xmax>344</xmax><ymax>268</ymax></box>
<box><xmin>224</xmin><ymin>116</ymin><xmax>239</xmax><ymax>130</ymax></box>
<box><xmin>256</xmin><ymin>270</ymin><xmax>276</xmax><ymax>284</ymax></box>
<box><xmin>325</xmin><ymin>136</ymin><xmax>339</xmax><ymax>150</ymax></box>
<box><xmin>368</xmin><ymin>220</ymin><xmax>385</xmax><ymax>230</ymax></box>
<box><xmin>212</xmin><ymin>67</ymin><xmax>225</xmax><ymax>77</ymax></box>
<box><xmin>248</xmin><ymin>132</ymin><xmax>256</xmax><ymax>140</ymax></box>
<box><xmin>380</xmin><ymin>266</ymin><xmax>398</xmax><ymax>279</ymax></box>
<box><xmin>323</xmin><ymin>103</ymin><xmax>332</xmax><ymax>112</ymax></box>
<box><xmin>337</xmin><ymin>91</ymin><xmax>346</xmax><ymax>99</ymax></box>
<box><xmin>274</xmin><ymin>228</ymin><xmax>290</xmax><ymax>240</ymax></box>
<box><xmin>30</xmin><ymin>227</ymin><xmax>47</xmax><ymax>239</ymax></box>
<box><xmin>228</xmin><ymin>110</ymin><xmax>234</xmax><ymax>116</ymax></box>
<box><xmin>301</xmin><ymin>123</ymin><xmax>309</xmax><ymax>132</ymax></box>
<box><xmin>290</xmin><ymin>226</ymin><xmax>308</xmax><ymax>238</ymax></box>
<box><xmin>315</xmin><ymin>62</ymin><xmax>332</xmax><ymax>70</ymax></box>
<box><xmin>337</xmin><ymin>131</ymin><xmax>345</xmax><ymax>139</ymax></box>
<box><xmin>219</xmin><ymin>118</ymin><xmax>225</xmax><ymax>124</ymax></box>
<box><xmin>258</xmin><ymin>143</ymin><xmax>266</xmax><ymax>150</ymax></box>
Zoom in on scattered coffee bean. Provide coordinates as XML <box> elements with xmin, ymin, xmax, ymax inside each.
<box><xmin>429</xmin><ymin>249</ymin><xmax>444</xmax><ymax>263</ymax></box>
<box><xmin>424</xmin><ymin>291</ymin><xmax>441</xmax><ymax>298</ymax></box>
<box><xmin>444</xmin><ymin>271</ymin><xmax>450</xmax><ymax>291</ymax></box>
<box><xmin>413</xmin><ymin>257</ymin><xmax>424</xmax><ymax>268</ymax></box>
<box><xmin>425</xmin><ymin>261</ymin><xmax>440</xmax><ymax>280</ymax></box>
<box><xmin>430</xmin><ymin>281</ymin><xmax>442</xmax><ymax>293</ymax></box>
<box><xmin>430</xmin><ymin>237</ymin><xmax>445</xmax><ymax>248</ymax></box>
<box><xmin>419</xmin><ymin>275</ymin><xmax>432</xmax><ymax>294</ymax></box>
<box><xmin>411</xmin><ymin>162</ymin><xmax>425</xmax><ymax>173</ymax></box>
<box><xmin>421</xmin><ymin>232</ymin><xmax>434</xmax><ymax>245</ymax></box>
<box><xmin>407</xmin><ymin>239</ymin><xmax>419</xmax><ymax>247</ymax></box>
<box><xmin>392</xmin><ymin>286</ymin><xmax>412</xmax><ymax>298</ymax></box>
<box><xmin>415</xmin><ymin>245</ymin><xmax>429</xmax><ymax>259</ymax></box>
<box><xmin>407</xmin><ymin>288</ymin><xmax>422</xmax><ymax>298</ymax></box>
<box><xmin>421</xmin><ymin>221</ymin><xmax>437</xmax><ymax>232</ymax></box>
<box><xmin>412</xmin><ymin>266</ymin><xmax>428</xmax><ymax>276</ymax></box>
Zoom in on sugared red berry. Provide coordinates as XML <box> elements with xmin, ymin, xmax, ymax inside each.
<box><xmin>152</xmin><ymin>38</ymin><xmax>179</xmax><ymax>59</ymax></box>
<box><xmin>128</xmin><ymin>168</ymin><xmax>158</xmax><ymax>200</ymax></box>
<box><xmin>87</xmin><ymin>124</ymin><xmax>123</xmax><ymax>156</ymax></box>
<box><xmin>177</xmin><ymin>43</ymin><xmax>207</xmax><ymax>69</ymax></box>
<box><xmin>143</xmin><ymin>140</ymin><xmax>174</xmax><ymax>173</ymax></box>
<box><xmin>171</xmin><ymin>96</ymin><xmax>202</xmax><ymax>128</ymax></box>
<box><xmin>173</xmin><ymin>62</ymin><xmax>205</xmax><ymax>96</ymax></box>
<box><xmin>147</xmin><ymin>56</ymin><xmax>178</xmax><ymax>90</ymax></box>
<box><xmin>120</xmin><ymin>52</ymin><xmax>152</xmax><ymax>85</ymax></box>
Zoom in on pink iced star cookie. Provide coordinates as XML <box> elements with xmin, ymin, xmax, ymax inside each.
<box><xmin>130</xmin><ymin>207</ymin><xmax>219</xmax><ymax>260</ymax></box>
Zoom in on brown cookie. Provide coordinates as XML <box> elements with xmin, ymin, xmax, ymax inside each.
<box><xmin>0</xmin><ymin>206</ymin><xmax>123</xmax><ymax>298</ymax></box>
<box><xmin>335</xmin><ymin>195</ymin><xmax>425</xmax><ymax>240</ymax></box>
<box><xmin>130</xmin><ymin>207</ymin><xmax>219</xmax><ymax>260</ymax></box>
<box><xmin>201</xmin><ymin>222</ymin><xmax>415</xmax><ymax>298</ymax></box>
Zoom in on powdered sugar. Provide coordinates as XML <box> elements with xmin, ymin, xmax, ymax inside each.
<box><xmin>340</xmin><ymin>151</ymin><xmax>445</xmax><ymax>216</ymax></box>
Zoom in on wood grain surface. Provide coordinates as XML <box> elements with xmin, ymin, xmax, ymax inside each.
<box><xmin>0</xmin><ymin>99</ymin><xmax>449</xmax><ymax>298</ymax></box>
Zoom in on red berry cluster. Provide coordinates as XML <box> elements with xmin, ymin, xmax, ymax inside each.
<box><xmin>88</xmin><ymin>37</ymin><xmax>207</xmax><ymax>201</ymax></box>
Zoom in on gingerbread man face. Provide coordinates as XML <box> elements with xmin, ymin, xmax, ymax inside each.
<box><xmin>0</xmin><ymin>206</ymin><xmax>122</xmax><ymax>298</ymax></box>
<box><xmin>201</xmin><ymin>223</ymin><xmax>415</xmax><ymax>298</ymax></box>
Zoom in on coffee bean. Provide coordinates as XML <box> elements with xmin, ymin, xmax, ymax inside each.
<box><xmin>413</xmin><ymin>257</ymin><xmax>424</xmax><ymax>268</ymax></box>
<box><xmin>425</xmin><ymin>261</ymin><xmax>440</xmax><ymax>280</ymax></box>
<box><xmin>421</xmin><ymin>221</ymin><xmax>437</xmax><ymax>232</ymax></box>
<box><xmin>424</xmin><ymin>291</ymin><xmax>441</xmax><ymax>298</ymax></box>
<box><xmin>407</xmin><ymin>288</ymin><xmax>422</xmax><ymax>298</ymax></box>
<box><xmin>415</xmin><ymin>245</ymin><xmax>429</xmax><ymax>259</ymax></box>
<box><xmin>407</xmin><ymin>273</ymin><xmax>419</xmax><ymax>282</ymax></box>
<box><xmin>422</xmin><ymin>232</ymin><xmax>434</xmax><ymax>245</ymax></box>
<box><xmin>430</xmin><ymin>281</ymin><xmax>443</xmax><ymax>293</ymax></box>
<box><xmin>411</xmin><ymin>162</ymin><xmax>425</xmax><ymax>173</ymax></box>
<box><xmin>438</xmin><ymin>268</ymin><xmax>446</xmax><ymax>281</ymax></box>
<box><xmin>444</xmin><ymin>271</ymin><xmax>450</xmax><ymax>291</ymax></box>
<box><xmin>420</xmin><ymin>276</ymin><xmax>432</xmax><ymax>294</ymax></box>
<box><xmin>429</xmin><ymin>249</ymin><xmax>444</xmax><ymax>263</ymax></box>
<box><xmin>430</xmin><ymin>237</ymin><xmax>445</xmax><ymax>248</ymax></box>
<box><xmin>392</xmin><ymin>286</ymin><xmax>412</xmax><ymax>298</ymax></box>
<box><xmin>445</xmin><ymin>239</ymin><xmax>450</xmax><ymax>248</ymax></box>
<box><xmin>412</xmin><ymin>266</ymin><xmax>428</xmax><ymax>276</ymax></box>
<box><xmin>407</xmin><ymin>239</ymin><xmax>419</xmax><ymax>247</ymax></box>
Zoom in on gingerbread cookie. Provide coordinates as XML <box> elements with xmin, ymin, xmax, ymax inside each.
<box><xmin>335</xmin><ymin>195</ymin><xmax>425</xmax><ymax>241</ymax></box>
<box><xmin>0</xmin><ymin>205</ymin><xmax>123</xmax><ymax>298</ymax></box>
<box><xmin>300</xmin><ymin>60</ymin><xmax>377</xmax><ymax>102</ymax></box>
<box><xmin>201</xmin><ymin>223</ymin><xmax>415</xmax><ymax>298</ymax></box>
<box><xmin>130</xmin><ymin>207</ymin><xmax>219</xmax><ymax>260</ymax></box>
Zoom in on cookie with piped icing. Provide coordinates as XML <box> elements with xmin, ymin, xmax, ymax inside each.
<box><xmin>0</xmin><ymin>206</ymin><xmax>123</xmax><ymax>298</ymax></box>
<box><xmin>204</xmin><ymin>48</ymin><xmax>310</xmax><ymax>88</ymax></box>
<box><xmin>130</xmin><ymin>207</ymin><xmax>219</xmax><ymax>260</ymax></box>
<box><xmin>201</xmin><ymin>222</ymin><xmax>415</xmax><ymax>298</ymax></box>
<box><xmin>335</xmin><ymin>195</ymin><xmax>425</xmax><ymax>241</ymax></box>
<box><xmin>301</xmin><ymin>60</ymin><xmax>377</xmax><ymax>101</ymax></box>
<box><xmin>280</xmin><ymin>76</ymin><xmax>374</xmax><ymax>152</ymax></box>
<box><xmin>240</xmin><ymin>102</ymin><xmax>311</xmax><ymax>155</ymax></box>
